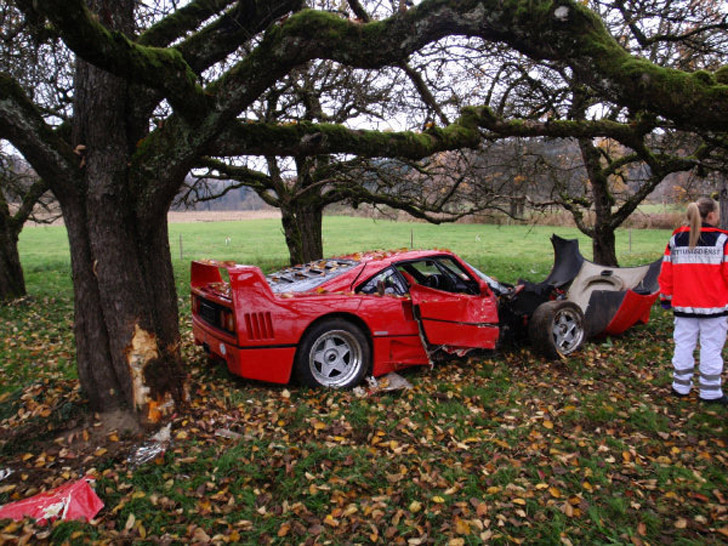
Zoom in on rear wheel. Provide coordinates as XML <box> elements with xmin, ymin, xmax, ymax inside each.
<box><xmin>528</xmin><ymin>300</ymin><xmax>585</xmax><ymax>359</ymax></box>
<box><xmin>295</xmin><ymin>319</ymin><xmax>370</xmax><ymax>388</ymax></box>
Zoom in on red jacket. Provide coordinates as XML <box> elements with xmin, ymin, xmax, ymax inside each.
<box><xmin>658</xmin><ymin>224</ymin><xmax>728</xmax><ymax>317</ymax></box>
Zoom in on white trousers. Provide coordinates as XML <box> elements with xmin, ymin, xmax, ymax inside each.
<box><xmin>672</xmin><ymin>316</ymin><xmax>728</xmax><ymax>399</ymax></box>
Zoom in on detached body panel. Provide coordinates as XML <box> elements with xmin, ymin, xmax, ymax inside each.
<box><xmin>540</xmin><ymin>236</ymin><xmax>660</xmax><ymax>337</ymax></box>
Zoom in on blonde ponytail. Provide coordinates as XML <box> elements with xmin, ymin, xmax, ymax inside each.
<box><xmin>687</xmin><ymin>197</ymin><xmax>718</xmax><ymax>248</ymax></box>
<box><xmin>687</xmin><ymin>202</ymin><xmax>701</xmax><ymax>248</ymax></box>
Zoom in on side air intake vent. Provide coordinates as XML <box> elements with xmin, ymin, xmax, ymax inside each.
<box><xmin>244</xmin><ymin>312</ymin><xmax>274</xmax><ymax>340</ymax></box>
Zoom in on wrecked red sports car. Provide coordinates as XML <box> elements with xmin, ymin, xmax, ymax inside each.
<box><xmin>190</xmin><ymin>236</ymin><xmax>660</xmax><ymax>388</ymax></box>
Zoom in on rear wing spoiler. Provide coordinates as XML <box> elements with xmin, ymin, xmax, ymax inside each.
<box><xmin>190</xmin><ymin>260</ymin><xmax>275</xmax><ymax>298</ymax></box>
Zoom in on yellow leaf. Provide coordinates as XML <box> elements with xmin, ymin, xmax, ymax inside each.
<box><xmin>582</xmin><ymin>481</ymin><xmax>593</xmax><ymax>492</ymax></box>
<box><xmin>454</xmin><ymin>518</ymin><xmax>471</xmax><ymax>535</ymax></box>
<box><xmin>486</xmin><ymin>486</ymin><xmax>501</xmax><ymax>495</ymax></box>
<box><xmin>549</xmin><ymin>487</ymin><xmax>561</xmax><ymax>498</ymax></box>
<box><xmin>513</xmin><ymin>498</ymin><xmax>526</xmax><ymax>505</ymax></box>
<box><xmin>108</xmin><ymin>433</ymin><xmax>119</xmax><ymax>442</ymax></box>
<box><xmin>432</xmin><ymin>496</ymin><xmax>445</xmax><ymax>504</ymax></box>
<box><xmin>409</xmin><ymin>500</ymin><xmax>422</xmax><ymax>513</ymax></box>
<box><xmin>2</xmin><ymin>522</ymin><xmax>20</xmax><ymax>534</ymax></box>
<box><xmin>176</xmin><ymin>431</ymin><xmax>188</xmax><ymax>440</ymax></box>
<box><xmin>622</xmin><ymin>451</ymin><xmax>631</xmax><ymax>463</ymax></box>
<box><xmin>278</xmin><ymin>523</ymin><xmax>290</xmax><ymax>537</ymax></box>
<box><xmin>543</xmin><ymin>420</ymin><xmax>554</xmax><ymax>429</ymax></box>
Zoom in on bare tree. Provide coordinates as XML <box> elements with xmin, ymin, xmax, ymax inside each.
<box><xmin>2</xmin><ymin>0</ymin><xmax>728</xmax><ymax>421</ymax></box>
<box><xmin>0</xmin><ymin>3</ymin><xmax>68</xmax><ymax>298</ymax></box>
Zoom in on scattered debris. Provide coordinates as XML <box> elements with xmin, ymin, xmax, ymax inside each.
<box><xmin>0</xmin><ymin>468</ymin><xmax>13</xmax><ymax>482</ymax></box>
<box><xmin>0</xmin><ymin>477</ymin><xmax>103</xmax><ymax>524</ymax></box>
<box><xmin>353</xmin><ymin>373</ymin><xmax>413</xmax><ymax>397</ymax></box>
<box><xmin>127</xmin><ymin>423</ymin><xmax>172</xmax><ymax>467</ymax></box>
<box><xmin>215</xmin><ymin>428</ymin><xmax>243</xmax><ymax>440</ymax></box>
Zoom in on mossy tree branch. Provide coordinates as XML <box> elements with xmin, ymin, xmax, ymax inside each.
<box><xmin>138</xmin><ymin>0</ymin><xmax>236</xmax><ymax>47</ymax></box>
<box><xmin>206</xmin><ymin>106</ymin><xmax>660</xmax><ymax>160</ymax></box>
<box><xmin>0</xmin><ymin>73</ymin><xmax>79</xmax><ymax>196</ymax></box>
<box><xmin>162</xmin><ymin>0</ymin><xmax>303</xmax><ymax>75</ymax></box>
<box><xmin>28</xmin><ymin>0</ymin><xmax>209</xmax><ymax>121</ymax></box>
<box><xmin>207</xmin><ymin>114</ymin><xmax>481</xmax><ymax>160</ymax></box>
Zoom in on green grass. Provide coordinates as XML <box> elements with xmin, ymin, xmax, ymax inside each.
<box><xmin>8</xmin><ymin>215</ymin><xmax>728</xmax><ymax>545</ymax></box>
<box><xmin>17</xmin><ymin>215</ymin><xmax>667</xmax><ymax>290</ymax></box>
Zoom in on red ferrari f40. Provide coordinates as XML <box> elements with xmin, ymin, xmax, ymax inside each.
<box><xmin>191</xmin><ymin>237</ymin><xmax>659</xmax><ymax>388</ymax></box>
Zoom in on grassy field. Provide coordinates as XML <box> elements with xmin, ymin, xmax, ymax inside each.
<box><xmin>19</xmin><ymin>215</ymin><xmax>667</xmax><ymax>289</ymax></box>
<box><xmin>4</xmin><ymin>217</ymin><xmax>728</xmax><ymax>544</ymax></box>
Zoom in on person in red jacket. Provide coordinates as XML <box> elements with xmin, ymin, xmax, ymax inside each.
<box><xmin>659</xmin><ymin>197</ymin><xmax>728</xmax><ymax>405</ymax></box>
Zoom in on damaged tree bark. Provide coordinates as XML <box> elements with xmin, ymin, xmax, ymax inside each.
<box><xmin>58</xmin><ymin>3</ymin><xmax>186</xmax><ymax>420</ymax></box>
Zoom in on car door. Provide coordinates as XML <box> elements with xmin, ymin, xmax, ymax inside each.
<box><xmin>397</xmin><ymin>257</ymin><xmax>500</xmax><ymax>349</ymax></box>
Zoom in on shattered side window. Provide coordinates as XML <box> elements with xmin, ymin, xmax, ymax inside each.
<box><xmin>397</xmin><ymin>257</ymin><xmax>480</xmax><ymax>295</ymax></box>
<box><xmin>266</xmin><ymin>259</ymin><xmax>358</xmax><ymax>293</ymax></box>
<box><xmin>357</xmin><ymin>267</ymin><xmax>408</xmax><ymax>296</ymax></box>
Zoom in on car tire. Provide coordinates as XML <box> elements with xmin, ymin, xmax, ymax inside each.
<box><xmin>528</xmin><ymin>300</ymin><xmax>585</xmax><ymax>359</ymax></box>
<box><xmin>295</xmin><ymin>319</ymin><xmax>371</xmax><ymax>388</ymax></box>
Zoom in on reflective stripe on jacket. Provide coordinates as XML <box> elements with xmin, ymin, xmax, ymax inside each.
<box><xmin>658</xmin><ymin>224</ymin><xmax>728</xmax><ymax>318</ymax></box>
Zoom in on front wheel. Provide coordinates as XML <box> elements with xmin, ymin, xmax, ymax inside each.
<box><xmin>528</xmin><ymin>300</ymin><xmax>585</xmax><ymax>359</ymax></box>
<box><xmin>295</xmin><ymin>319</ymin><xmax>370</xmax><ymax>388</ymax></box>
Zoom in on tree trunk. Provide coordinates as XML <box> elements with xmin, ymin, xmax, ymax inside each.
<box><xmin>720</xmin><ymin>180</ymin><xmax>728</xmax><ymax>231</ymax></box>
<box><xmin>0</xmin><ymin>223</ymin><xmax>25</xmax><ymax>301</ymax></box>
<box><xmin>578</xmin><ymin>138</ymin><xmax>619</xmax><ymax>266</ymax></box>
<box><xmin>62</xmin><ymin>1</ymin><xmax>185</xmax><ymax>421</ymax></box>
<box><xmin>63</xmin><ymin>196</ymin><xmax>185</xmax><ymax>418</ymax></box>
<box><xmin>592</xmin><ymin>226</ymin><xmax>618</xmax><ymax>267</ymax></box>
<box><xmin>281</xmin><ymin>203</ymin><xmax>324</xmax><ymax>265</ymax></box>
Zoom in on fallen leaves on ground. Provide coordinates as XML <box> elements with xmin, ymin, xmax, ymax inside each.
<box><xmin>1</xmin><ymin>307</ymin><xmax>727</xmax><ymax>544</ymax></box>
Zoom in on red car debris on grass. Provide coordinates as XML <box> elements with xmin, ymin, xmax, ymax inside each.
<box><xmin>190</xmin><ymin>236</ymin><xmax>660</xmax><ymax>388</ymax></box>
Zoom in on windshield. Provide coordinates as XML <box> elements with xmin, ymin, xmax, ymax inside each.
<box><xmin>463</xmin><ymin>261</ymin><xmax>512</xmax><ymax>296</ymax></box>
